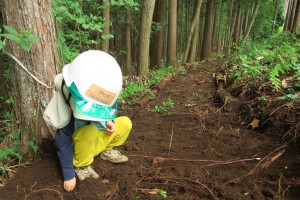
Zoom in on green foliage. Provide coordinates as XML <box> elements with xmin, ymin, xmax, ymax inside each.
<box><xmin>119</xmin><ymin>65</ymin><xmax>176</xmax><ymax>104</ymax></box>
<box><xmin>152</xmin><ymin>96</ymin><xmax>174</xmax><ymax>114</ymax></box>
<box><xmin>28</xmin><ymin>141</ymin><xmax>39</xmax><ymax>153</ymax></box>
<box><xmin>0</xmin><ymin>25</ymin><xmax>38</xmax><ymax>52</ymax></box>
<box><xmin>229</xmin><ymin>33</ymin><xmax>300</xmax><ymax>92</ymax></box>
<box><xmin>52</xmin><ymin>0</ymin><xmax>105</xmax><ymax>64</ymax></box>
<box><xmin>52</xmin><ymin>0</ymin><xmax>139</xmax><ymax>66</ymax></box>
<box><xmin>251</xmin><ymin>0</ymin><xmax>285</xmax><ymax>40</ymax></box>
<box><xmin>110</xmin><ymin>0</ymin><xmax>139</xmax><ymax>9</ymax></box>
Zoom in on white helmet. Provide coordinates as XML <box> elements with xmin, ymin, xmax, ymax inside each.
<box><xmin>62</xmin><ymin>50</ymin><xmax>122</xmax><ymax>121</ymax></box>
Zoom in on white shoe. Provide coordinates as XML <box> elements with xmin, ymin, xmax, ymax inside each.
<box><xmin>100</xmin><ymin>148</ymin><xmax>128</xmax><ymax>163</ymax></box>
<box><xmin>75</xmin><ymin>165</ymin><xmax>99</xmax><ymax>180</ymax></box>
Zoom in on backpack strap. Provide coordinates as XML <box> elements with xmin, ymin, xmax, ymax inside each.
<box><xmin>61</xmin><ymin>79</ymin><xmax>71</xmax><ymax>106</ymax></box>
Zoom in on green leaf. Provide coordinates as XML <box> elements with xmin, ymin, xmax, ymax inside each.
<box><xmin>19</xmin><ymin>39</ymin><xmax>31</xmax><ymax>51</ymax></box>
<box><xmin>76</xmin><ymin>17</ymin><xmax>85</xmax><ymax>24</ymax></box>
<box><xmin>0</xmin><ymin>33</ymin><xmax>21</xmax><ymax>43</ymax></box>
<box><xmin>22</xmin><ymin>31</ymin><xmax>39</xmax><ymax>42</ymax></box>
<box><xmin>82</xmin><ymin>24</ymin><xmax>90</xmax><ymax>29</ymax></box>
<box><xmin>0</xmin><ymin>41</ymin><xmax>3</xmax><ymax>50</ymax></box>
<box><xmin>295</xmin><ymin>82</ymin><xmax>300</xmax><ymax>88</ymax></box>
<box><xmin>101</xmin><ymin>34</ymin><xmax>114</xmax><ymax>40</ymax></box>
<box><xmin>3</xmin><ymin>25</ymin><xmax>19</xmax><ymax>35</ymax></box>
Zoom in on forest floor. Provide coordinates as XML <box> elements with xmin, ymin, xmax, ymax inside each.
<box><xmin>1</xmin><ymin>59</ymin><xmax>300</xmax><ymax>200</ymax></box>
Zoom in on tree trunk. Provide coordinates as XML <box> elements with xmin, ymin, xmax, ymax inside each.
<box><xmin>243</xmin><ymin>0</ymin><xmax>261</xmax><ymax>42</ymax></box>
<box><xmin>167</xmin><ymin>0</ymin><xmax>178</xmax><ymax>67</ymax></box>
<box><xmin>150</xmin><ymin>0</ymin><xmax>165</xmax><ymax>69</ymax></box>
<box><xmin>189</xmin><ymin>16</ymin><xmax>200</xmax><ymax>63</ymax></box>
<box><xmin>137</xmin><ymin>0</ymin><xmax>156</xmax><ymax>75</ymax></box>
<box><xmin>216</xmin><ymin>0</ymin><xmax>224</xmax><ymax>52</ymax></box>
<box><xmin>225</xmin><ymin>0</ymin><xmax>234</xmax><ymax>58</ymax></box>
<box><xmin>233</xmin><ymin>4</ymin><xmax>241</xmax><ymax>46</ymax></box>
<box><xmin>2</xmin><ymin>0</ymin><xmax>59</xmax><ymax>156</ymax></box>
<box><xmin>284</xmin><ymin>0</ymin><xmax>293</xmax><ymax>31</ymax></box>
<box><xmin>272</xmin><ymin>0</ymin><xmax>281</xmax><ymax>34</ymax></box>
<box><xmin>292</xmin><ymin>0</ymin><xmax>300</xmax><ymax>35</ymax></box>
<box><xmin>201</xmin><ymin>0</ymin><xmax>216</xmax><ymax>60</ymax></box>
<box><xmin>288</xmin><ymin>0</ymin><xmax>298</xmax><ymax>31</ymax></box>
<box><xmin>182</xmin><ymin>0</ymin><xmax>203</xmax><ymax>64</ymax></box>
<box><xmin>124</xmin><ymin>7</ymin><xmax>132</xmax><ymax>76</ymax></box>
<box><xmin>101</xmin><ymin>0</ymin><xmax>110</xmax><ymax>53</ymax></box>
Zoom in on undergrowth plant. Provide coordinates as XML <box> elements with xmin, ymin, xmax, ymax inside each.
<box><xmin>229</xmin><ymin>32</ymin><xmax>300</xmax><ymax>94</ymax></box>
<box><xmin>119</xmin><ymin>65</ymin><xmax>176</xmax><ymax>104</ymax></box>
<box><xmin>152</xmin><ymin>96</ymin><xmax>174</xmax><ymax>114</ymax></box>
<box><xmin>0</xmin><ymin>25</ymin><xmax>39</xmax><ymax>176</ymax></box>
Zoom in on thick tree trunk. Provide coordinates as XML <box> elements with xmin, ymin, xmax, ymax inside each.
<box><xmin>167</xmin><ymin>0</ymin><xmax>178</xmax><ymax>67</ymax></box>
<box><xmin>201</xmin><ymin>0</ymin><xmax>216</xmax><ymax>60</ymax></box>
<box><xmin>293</xmin><ymin>0</ymin><xmax>300</xmax><ymax>35</ymax></box>
<box><xmin>137</xmin><ymin>0</ymin><xmax>156</xmax><ymax>75</ymax></box>
<box><xmin>182</xmin><ymin>0</ymin><xmax>202</xmax><ymax>64</ymax></box>
<box><xmin>2</xmin><ymin>0</ymin><xmax>59</xmax><ymax>155</ymax></box>
<box><xmin>124</xmin><ymin>7</ymin><xmax>132</xmax><ymax>76</ymax></box>
<box><xmin>101</xmin><ymin>0</ymin><xmax>110</xmax><ymax>53</ymax></box>
<box><xmin>150</xmin><ymin>0</ymin><xmax>165</xmax><ymax>69</ymax></box>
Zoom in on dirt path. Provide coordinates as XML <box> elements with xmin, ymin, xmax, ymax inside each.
<box><xmin>1</xmin><ymin>60</ymin><xmax>299</xmax><ymax>200</ymax></box>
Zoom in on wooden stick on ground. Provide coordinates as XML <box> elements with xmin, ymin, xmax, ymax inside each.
<box><xmin>224</xmin><ymin>148</ymin><xmax>286</xmax><ymax>185</ymax></box>
<box><xmin>167</xmin><ymin>123</ymin><xmax>175</xmax><ymax>158</ymax></box>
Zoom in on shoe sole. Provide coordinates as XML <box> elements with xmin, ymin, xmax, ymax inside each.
<box><xmin>100</xmin><ymin>154</ymin><xmax>128</xmax><ymax>163</ymax></box>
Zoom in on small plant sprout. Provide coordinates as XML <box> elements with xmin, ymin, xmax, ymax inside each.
<box><xmin>148</xmin><ymin>90</ymin><xmax>156</xmax><ymax>100</ymax></box>
<box><xmin>193</xmin><ymin>92</ymin><xmax>204</xmax><ymax>100</ymax></box>
<box><xmin>260</xmin><ymin>96</ymin><xmax>267</xmax><ymax>101</ymax></box>
<box><xmin>158</xmin><ymin>189</ymin><xmax>167</xmax><ymax>198</ymax></box>
<box><xmin>151</xmin><ymin>96</ymin><xmax>174</xmax><ymax>114</ymax></box>
<box><xmin>185</xmin><ymin>100</ymin><xmax>195</xmax><ymax>108</ymax></box>
<box><xmin>178</xmin><ymin>69</ymin><xmax>187</xmax><ymax>76</ymax></box>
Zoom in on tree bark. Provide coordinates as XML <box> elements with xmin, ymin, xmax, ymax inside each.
<box><xmin>216</xmin><ymin>0</ymin><xmax>224</xmax><ymax>52</ymax></box>
<box><xmin>292</xmin><ymin>0</ymin><xmax>300</xmax><ymax>35</ymax></box>
<box><xmin>150</xmin><ymin>0</ymin><xmax>165</xmax><ymax>69</ymax></box>
<box><xmin>167</xmin><ymin>0</ymin><xmax>178</xmax><ymax>67</ymax></box>
<box><xmin>101</xmin><ymin>0</ymin><xmax>110</xmax><ymax>53</ymax></box>
<box><xmin>201</xmin><ymin>0</ymin><xmax>216</xmax><ymax>60</ymax></box>
<box><xmin>225</xmin><ymin>0</ymin><xmax>234</xmax><ymax>58</ymax></box>
<box><xmin>233</xmin><ymin>3</ymin><xmax>241</xmax><ymax>46</ymax></box>
<box><xmin>124</xmin><ymin>7</ymin><xmax>132</xmax><ymax>75</ymax></box>
<box><xmin>137</xmin><ymin>0</ymin><xmax>156</xmax><ymax>75</ymax></box>
<box><xmin>272</xmin><ymin>0</ymin><xmax>281</xmax><ymax>34</ymax></box>
<box><xmin>189</xmin><ymin>16</ymin><xmax>200</xmax><ymax>63</ymax></box>
<box><xmin>182</xmin><ymin>0</ymin><xmax>203</xmax><ymax>64</ymax></box>
<box><xmin>2</xmin><ymin>0</ymin><xmax>59</xmax><ymax>155</ymax></box>
<box><xmin>243</xmin><ymin>0</ymin><xmax>261</xmax><ymax>42</ymax></box>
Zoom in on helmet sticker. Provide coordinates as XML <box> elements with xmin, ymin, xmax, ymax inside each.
<box><xmin>85</xmin><ymin>83</ymin><xmax>116</xmax><ymax>105</ymax></box>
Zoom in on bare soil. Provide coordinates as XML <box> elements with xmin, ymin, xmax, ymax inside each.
<box><xmin>1</xmin><ymin>59</ymin><xmax>299</xmax><ymax>200</ymax></box>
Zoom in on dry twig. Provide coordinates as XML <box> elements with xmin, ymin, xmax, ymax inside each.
<box><xmin>167</xmin><ymin>123</ymin><xmax>175</xmax><ymax>157</ymax></box>
<box><xmin>224</xmin><ymin>146</ymin><xmax>286</xmax><ymax>185</ymax></box>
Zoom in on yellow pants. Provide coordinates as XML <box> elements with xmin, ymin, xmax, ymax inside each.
<box><xmin>72</xmin><ymin>116</ymin><xmax>132</xmax><ymax>167</ymax></box>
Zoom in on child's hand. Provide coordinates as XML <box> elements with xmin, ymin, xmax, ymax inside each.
<box><xmin>64</xmin><ymin>177</ymin><xmax>76</xmax><ymax>192</ymax></box>
<box><xmin>106</xmin><ymin>120</ymin><xmax>115</xmax><ymax>135</ymax></box>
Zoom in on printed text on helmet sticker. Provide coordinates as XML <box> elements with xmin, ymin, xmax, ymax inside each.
<box><xmin>85</xmin><ymin>83</ymin><xmax>116</xmax><ymax>105</ymax></box>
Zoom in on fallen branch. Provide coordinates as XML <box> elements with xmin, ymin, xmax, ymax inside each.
<box><xmin>167</xmin><ymin>124</ymin><xmax>175</xmax><ymax>157</ymax></box>
<box><xmin>25</xmin><ymin>188</ymin><xmax>64</xmax><ymax>200</ymax></box>
<box><xmin>128</xmin><ymin>154</ymin><xmax>261</xmax><ymax>165</ymax></box>
<box><xmin>224</xmin><ymin>147</ymin><xmax>286</xmax><ymax>185</ymax></box>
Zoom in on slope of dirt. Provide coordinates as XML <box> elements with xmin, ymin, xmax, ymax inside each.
<box><xmin>1</xmin><ymin>60</ymin><xmax>300</xmax><ymax>200</ymax></box>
